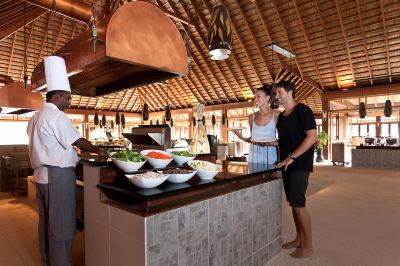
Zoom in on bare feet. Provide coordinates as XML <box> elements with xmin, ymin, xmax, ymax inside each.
<box><xmin>289</xmin><ymin>247</ymin><xmax>314</xmax><ymax>258</ymax></box>
<box><xmin>282</xmin><ymin>239</ymin><xmax>300</xmax><ymax>249</ymax></box>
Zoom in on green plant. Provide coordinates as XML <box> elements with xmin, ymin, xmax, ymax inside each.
<box><xmin>316</xmin><ymin>131</ymin><xmax>328</xmax><ymax>151</ymax></box>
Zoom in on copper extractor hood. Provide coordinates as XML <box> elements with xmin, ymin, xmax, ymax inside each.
<box><xmin>0</xmin><ymin>75</ymin><xmax>44</xmax><ymax>111</ymax></box>
<box><xmin>30</xmin><ymin>1</ymin><xmax>188</xmax><ymax>97</ymax></box>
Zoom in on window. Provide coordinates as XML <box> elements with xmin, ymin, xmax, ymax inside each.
<box><xmin>390</xmin><ymin>123</ymin><xmax>399</xmax><ymax>137</ymax></box>
<box><xmin>381</xmin><ymin>124</ymin><xmax>389</xmax><ymax>137</ymax></box>
<box><xmin>360</xmin><ymin>124</ymin><xmax>368</xmax><ymax>136</ymax></box>
<box><xmin>0</xmin><ymin>122</ymin><xmax>29</xmax><ymax>145</ymax></box>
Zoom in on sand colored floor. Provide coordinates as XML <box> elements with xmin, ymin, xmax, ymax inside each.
<box><xmin>0</xmin><ymin>165</ymin><xmax>399</xmax><ymax>265</ymax></box>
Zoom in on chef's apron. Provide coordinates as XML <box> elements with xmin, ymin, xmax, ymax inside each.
<box><xmin>47</xmin><ymin>166</ymin><xmax>76</xmax><ymax>241</ymax></box>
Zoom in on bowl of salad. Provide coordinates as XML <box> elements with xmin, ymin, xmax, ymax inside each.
<box><xmin>126</xmin><ymin>171</ymin><xmax>169</xmax><ymax>189</ymax></box>
<box><xmin>187</xmin><ymin>160</ymin><xmax>220</xmax><ymax>180</ymax></box>
<box><xmin>111</xmin><ymin>149</ymin><xmax>147</xmax><ymax>172</ymax></box>
<box><xmin>170</xmin><ymin>150</ymin><xmax>196</xmax><ymax>165</ymax></box>
<box><xmin>140</xmin><ymin>149</ymin><xmax>173</xmax><ymax>168</ymax></box>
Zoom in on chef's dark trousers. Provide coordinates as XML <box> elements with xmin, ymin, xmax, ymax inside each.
<box><xmin>35</xmin><ymin>166</ymin><xmax>76</xmax><ymax>266</ymax></box>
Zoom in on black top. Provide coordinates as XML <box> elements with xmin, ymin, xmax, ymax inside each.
<box><xmin>277</xmin><ymin>103</ymin><xmax>316</xmax><ymax>172</ymax></box>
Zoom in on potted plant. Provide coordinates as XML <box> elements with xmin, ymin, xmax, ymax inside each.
<box><xmin>315</xmin><ymin>131</ymin><xmax>328</xmax><ymax>162</ymax></box>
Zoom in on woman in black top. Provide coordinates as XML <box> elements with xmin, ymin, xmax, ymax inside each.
<box><xmin>275</xmin><ymin>80</ymin><xmax>317</xmax><ymax>259</ymax></box>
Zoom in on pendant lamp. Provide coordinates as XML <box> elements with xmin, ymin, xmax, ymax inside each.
<box><xmin>94</xmin><ymin>112</ymin><xmax>99</xmax><ymax>125</ymax></box>
<box><xmin>202</xmin><ymin>116</ymin><xmax>205</xmax><ymax>125</ymax></box>
<box><xmin>170</xmin><ymin>118</ymin><xmax>174</xmax><ymax>127</ymax></box>
<box><xmin>102</xmin><ymin>114</ymin><xmax>106</xmax><ymax>126</ymax></box>
<box><xmin>192</xmin><ymin>117</ymin><xmax>196</xmax><ymax>127</ymax></box>
<box><xmin>384</xmin><ymin>100</ymin><xmax>392</xmax><ymax>117</ymax></box>
<box><xmin>121</xmin><ymin>113</ymin><xmax>125</xmax><ymax>127</ymax></box>
<box><xmin>165</xmin><ymin>105</ymin><xmax>171</xmax><ymax>121</ymax></box>
<box><xmin>150</xmin><ymin>119</ymin><xmax>153</xmax><ymax>125</ymax></box>
<box><xmin>359</xmin><ymin>102</ymin><xmax>366</xmax><ymax>119</ymax></box>
<box><xmin>115</xmin><ymin>112</ymin><xmax>120</xmax><ymax>125</ymax></box>
<box><xmin>211</xmin><ymin>115</ymin><xmax>216</xmax><ymax>126</ymax></box>
<box><xmin>156</xmin><ymin>119</ymin><xmax>159</xmax><ymax>125</ymax></box>
<box><xmin>111</xmin><ymin>120</ymin><xmax>114</xmax><ymax>129</ymax></box>
<box><xmin>207</xmin><ymin>4</ymin><xmax>232</xmax><ymax>60</ymax></box>
<box><xmin>143</xmin><ymin>103</ymin><xmax>149</xmax><ymax>121</ymax></box>
<box><xmin>221</xmin><ymin>114</ymin><xmax>225</xmax><ymax>125</ymax></box>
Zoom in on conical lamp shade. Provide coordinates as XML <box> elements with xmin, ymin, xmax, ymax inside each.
<box><xmin>192</xmin><ymin>117</ymin><xmax>196</xmax><ymax>127</ymax></box>
<box><xmin>121</xmin><ymin>113</ymin><xmax>125</xmax><ymax>127</ymax></box>
<box><xmin>165</xmin><ymin>105</ymin><xmax>171</xmax><ymax>121</ymax></box>
<box><xmin>170</xmin><ymin>118</ymin><xmax>174</xmax><ymax>127</ymax></box>
<box><xmin>102</xmin><ymin>114</ymin><xmax>106</xmax><ymax>126</ymax></box>
<box><xmin>111</xmin><ymin>120</ymin><xmax>114</xmax><ymax>129</ymax></box>
<box><xmin>211</xmin><ymin>115</ymin><xmax>216</xmax><ymax>125</ymax></box>
<box><xmin>359</xmin><ymin>102</ymin><xmax>366</xmax><ymax>118</ymax></box>
<box><xmin>143</xmin><ymin>103</ymin><xmax>149</xmax><ymax>121</ymax></box>
<box><xmin>221</xmin><ymin>114</ymin><xmax>226</xmax><ymax>125</ymax></box>
<box><xmin>94</xmin><ymin>112</ymin><xmax>99</xmax><ymax>125</ymax></box>
<box><xmin>384</xmin><ymin>100</ymin><xmax>392</xmax><ymax>117</ymax></box>
<box><xmin>115</xmin><ymin>112</ymin><xmax>120</xmax><ymax>125</ymax></box>
<box><xmin>207</xmin><ymin>4</ymin><xmax>232</xmax><ymax>60</ymax></box>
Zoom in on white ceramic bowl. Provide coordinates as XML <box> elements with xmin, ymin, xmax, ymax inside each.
<box><xmin>187</xmin><ymin>160</ymin><xmax>220</xmax><ymax>180</ymax></box>
<box><xmin>126</xmin><ymin>172</ymin><xmax>169</xmax><ymax>189</ymax></box>
<box><xmin>165</xmin><ymin>147</ymin><xmax>189</xmax><ymax>153</ymax></box>
<box><xmin>140</xmin><ymin>149</ymin><xmax>173</xmax><ymax>168</ymax></box>
<box><xmin>171</xmin><ymin>153</ymin><xmax>196</xmax><ymax>166</ymax></box>
<box><xmin>112</xmin><ymin>158</ymin><xmax>147</xmax><ymax>172</ymax></box>
<box><xmin>167</xmin><ymin>170</ymin><xmax>197</xmax><ymax>183</ymax></box>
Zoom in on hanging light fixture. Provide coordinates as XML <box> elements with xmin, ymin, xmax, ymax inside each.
<box><xmin>121</xmin><ymin>113</ymin><xmax>125</xmax><ymax>127</ymax></box>
<box><xmin>358</xmin><ymin>88</ymin><xmax>366</xmax><ymax>119</ymax></box>
<box><xmin>23</xmin><ymin>2</ymin><xmax>28</xmax><ymax>91</ymax></box>
<box><xmin>115</xmin><ymin>112</ymin><xmax>120</xmax><ymax>125</ymax></box>
<box><xmin>221</xmin><ymin>114</ymin><xmax>225</xmax><ymax>125</ymax></box>
<box><xmin>143</xmin><ymin>90</ymin><xmax>149</xmax><ymax>121</ymax></box>
<box><xmin>192</xmin><ymin>117</ymin><xmax>196</xmax><ymax>127</ymax></box>
<box><xmin>170</xmin><ymin>118</ymin><xmax>174</xmax><ymax>127</ymax></box>
<box><xmin>211</xmin><ymin>114</ymin><xmax>216</xmax><ymax>126</ymax></box>
<box><xmin>156</xmin><ymin>119</ymin><xmax>159</xmax><ymax>125</ymax></box>
<box><xmin>102</xmin><ymin>113</ymin><xmax>106</xmax><ymax>126</ymax></box>
<box><xmin>111</xmin><ymin>120</ymin><xmax>114</xmax><ymax>129</ymax></box>
<box><xmin>94</xmin><ymin>112</ymin><xmax>99</xmax><ymax>125</ymax></box>
<box><xmin>165</xmin><ymin>87</ymin><xmax>171</xmax><ymax>121</ymax></box>
<box><xmin>207</xmin><ymin>4</ymin><xmax>232</xmax><ymax>60</ymax></box>
<box><xmin>384</xmin><ymin>85</ymin><xmax>392</xmax><ymax>117</ymax></box>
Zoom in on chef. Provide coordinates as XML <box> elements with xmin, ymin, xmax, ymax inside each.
<box><xmin>27</xmin><ymin>56</ymin><xmax>108</xmax><ymax>266</ymax></box>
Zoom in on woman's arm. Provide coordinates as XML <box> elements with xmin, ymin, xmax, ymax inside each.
<box><xmin>232</xmin><ymin>114</ymin><xmax>253</xmax><ymax>143</ymax></box>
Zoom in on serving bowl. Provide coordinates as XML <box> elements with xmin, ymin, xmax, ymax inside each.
<box><xmin>187</xmin><ymin>160</ymin><xmax>220</xmax><ymax>180</ymax></box>
<box><xmin>140</xmin><ymin>149</ymin><xmax>173</xmax><ymax>168</ymax></box>
<box><xmin>169</xmin><ymin>151</ymin><xmax>196</xmax><ymax>166</ymax></box>
<box><xmin>112</xmin><ymin>158</ymin><xmax>147</xmax><ymax>172</ymax></box>
<box><xmin>166</xmin><ymin>170</ymin><xmax>197</xmax><ymax>183</ymax></box>
<box><xmin>126</xmin><ymin>171</ymin><xmax>169</xmax><ymax>189</ymax></box>
<box><xmin>165</xmin><ymin>147</ymin><xmax>189</xmax><ymax>153</ymax></box>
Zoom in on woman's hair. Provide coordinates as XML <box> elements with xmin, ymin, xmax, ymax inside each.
<box><xmin>256</xmin><ymin>84</ymin><xmax>273</xmax><ymax>98</ymax></box>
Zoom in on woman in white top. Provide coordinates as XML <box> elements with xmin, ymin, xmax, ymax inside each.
<box><xmin>233</xmin><ymin>84</ymin><xmax>279</xmax><ymax>173</ymax></box>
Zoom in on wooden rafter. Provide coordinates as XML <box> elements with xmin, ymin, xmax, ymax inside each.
<box><xmin>280</xmin><ymin>61</ymin><xmax>322</xmax><ymax>92</ymax></box>
<box><xmin>153</xmin><ymin>83</ymin><xmax>174</xmax><ymax>109</ymax></box>
<box><xmin>85</xmin><ymin>97</ymin><xmax>91</xmax><ymax>109</ymax></box>
<box><xmin>379</xmin><ymin>0</ymin><xmax>391</xmax><ymax>83</ymax></box>
<box><xmin>180</xmin><ymin>76</ymin><xmax>205</xmax><ymax>103</ymax></box>
<box><xmin>355</xmin><ymin>0</ymin><xmax>373</xmax><ymax>86</ymax></box>
<box><xmin>313</xmin><ymin>0</ymin><xmax>341</xmax><ymax>89</ymax></box>
<box><xmin>35</xmin><ymin>12</ymin><xmax>52</xmax><ymax>65</ymax></box>
<box><xmin>190</xmin><ymin>60</ymin><xmax>220</xmax><ymax>103</ymax></box>
<box><xmin>77</xmin><ymin>96</ymin><xmax>84</xmax><ymax>108</ymax></box>
<box><xmin>292</xmin><ymin>0</ymin><xmax>325</xmax><ymax>90</ymax></box>
<box><xmin>172</xmin><ymin>77</ymin><xmax>198</xmax><ymax>104</ymax></box>
<box><xmin>201</xmin><ymin>0</ymin><xmax>263</xmax><ymax>86</ymax></box>
<box><xmin>334</xmin><ymin>0</ymin><xmax>355</xmax><ymax>86</ymax></box>
<box><xmin>7</xmin><ymin>33</ymin><xmax>17</xmax><ymax>75</ymax></box>
<box><xmin>19</xmin><ymin>20</ymin><xmax>35</xmax><ymax>81</ymax></box>
<box><xmin>169</xmin><ymin>78</ymin><xmax>192</xmax><ymax>107</ymax></box>
<box><xmin>232</xmin><ymin>0</ymin><xmax>273</xmax><ymax>81</ymax></box>
<box><xmin>130</xmin><ymin>89</ymin><xmax>141</xmax><ymax>112</ymax></box>
<box><xmin>52</xmin><ymin>16</ymin><xmax>65</xmax><ymax>52</ymax></box>
<box><xmin>270</xmin><ymin>0</ymin><xmax>304</xmax><ymax>79</ymax></box>
<box><xmin>147</xmin><ymin>84</ymin><xmax>164</xmax><ymax>111</ymax></box>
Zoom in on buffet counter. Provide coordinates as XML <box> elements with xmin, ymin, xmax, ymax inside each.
<box><xmin>80</xmin><ymin>158</ymin><xmax>282</xmax><ymax>266</ymax></box>
<box><xmin>352</xmin><ymin>146</ymin><xmax>400</xmax><ymax>170</ymax></box>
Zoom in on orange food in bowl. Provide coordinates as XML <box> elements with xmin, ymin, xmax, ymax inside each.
<box><xmin>146</xmin><ymin>151</ymin><xmax>172</xmax><ymax>160</ymax></box>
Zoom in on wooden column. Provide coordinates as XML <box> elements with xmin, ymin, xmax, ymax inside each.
<box><xmin>84</xmin><ymin>113</ymin><xmax>90</xmax><ymax>139</ymax></box>
<box><xmin>221</xmin><ymin>108</ymin><xmax>228</xmax><ymax>144</ymax></box>
<box><xmin>376</xmin><ymin>116</ymin><xmax>381</xmax><ymax>137</ymax></box>
<box><xmin>188</xmin><ymin>111</ymin><xmax>194</xmax><ymax>139</ymax></box>
<box><xmin>322</xmin><ymin>99</ymin><xmax>329</xmax><ymax>159</ymax></box>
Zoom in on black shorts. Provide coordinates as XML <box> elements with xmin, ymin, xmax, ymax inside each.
<box><xmin>282</xmin><ymin>170</ymin><xmax>310</xmax><ymax>208</ymax></box>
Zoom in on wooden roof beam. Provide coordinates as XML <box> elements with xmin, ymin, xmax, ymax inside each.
<box><xmin>35</xmin><ymin>12</ymin><xmax>52</xmax><ymax>65</ymax></box>
<box><xmin>52</xmin><ymin>16</ymin><xmax>65</xmax><ymax>52</ymax></box>
<box><xmin>313</xmin><ymin>0</ymin><xmax>341</xmax><ymax>89</ymax></box>
<box><xmin>147</xmin><ymin>84</ymin><xmax>165</xmax><ymax>111</ymax></box>
<box><xmin>322</xmin><ymin>83</ymin><xmax>400</xmax><ymax>101</ymax></box>
<box><xmin>270</xmin><ymin>0</ymin><xmax>305</xmax><ymax>78</ymax></box>
<box><xmin>355</xmin><ymin>0</ymin><xmax>373</xmax><ymax>86</ymax></box>
<box><xmin>379</xmin><ymin>0</ymin><xmax>392</xmax><ymax>83</ymax></box>
<box><xmin>168</xmin><ymin>79</ymin><xmax>193</xmax><ymax>108</ymax></box>
<box><xmin>292</xmin><ymin>0</ymin><xmax>325</xmax><ymax>90</ymax></box>
<box><xmin>280</xmin><ymin>61</ymin><xmax>322</xmax><ymax>92</ymax></box>
<box><xmin>189</xmin><ymin>62</ymin><xmax>220</xmax><ymax>104</ymax></box>
<box><xmin>232</xmin><ymin>0</ymin><xmax>273</xmax><ymax>81</ymax></box>
<box><xmin>19</xmin><ymin>20</ymin><xmax>35</xmax><ymax>81</ymax></box>
<box><xmin>334</xmin><ymin>0</ymin><xmax>355</xmax><ymax>87</ymax></box>
<box><xmin>181</xmin><ymin>76</ymin><xmax>206</xmax><ymax>104</ymax></box>
<box><xmin>175</xmin><ymin>77</ymin><xmax>201</xmax><ymax>104</ymax></box>
<box><xmin>7</xmin><ymin>33</ymin><xmax>17</xmax><ymax>76</ymax></box>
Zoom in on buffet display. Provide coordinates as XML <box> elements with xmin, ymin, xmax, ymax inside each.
<box><xmin>111</xmin><ymin>148</ymin><xmax>220</xmax><ymax>189</ymax></box>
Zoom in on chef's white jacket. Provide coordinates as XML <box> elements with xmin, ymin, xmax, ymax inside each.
<box><xmin>27</xmin><ymin>103</ymin><xmax>81</xmax><ymax>184</ymax></box>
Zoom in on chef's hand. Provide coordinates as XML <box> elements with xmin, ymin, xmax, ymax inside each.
<box><xmin>232</xmin><ymin>129</ymin><xmax>242</xmax><ymax>137</ymax></box>
<box><xmin>276</xmin><ymin>157</ymin><xmax>294</xmax><ymax>171</ymax></box>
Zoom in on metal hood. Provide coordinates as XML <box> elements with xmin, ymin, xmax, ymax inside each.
<box><xmin>30</xmin><ymin>1</ymin><xmax>188</xmax><ymax>97</ymax></box>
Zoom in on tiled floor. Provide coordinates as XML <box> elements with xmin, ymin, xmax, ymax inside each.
<box><xmin>0</xmin><ymin>165</ymin><xmax>399</xmax><ymax>266</ymax></box>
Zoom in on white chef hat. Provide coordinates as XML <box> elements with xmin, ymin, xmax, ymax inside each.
<box><xmin>44</xmin><ymin>56</ymin><xmax>71</xmax><ymax>92</ymax></box>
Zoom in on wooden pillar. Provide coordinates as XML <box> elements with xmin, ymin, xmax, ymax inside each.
<box><xmin>188</xmin><ymin>111</ymin><xmax>194</xmax><ymax>139</ymax></box>
<box><xmin>84</xmin><ymin>113</ymin><xmax>90</xmax><ymax>139</ymax></box>
<box><xmin>376</xmin><ymin>116</ymin><xmax>381</xmax><ymax>137</ymax></box>
<box><xmin>322</xmin><ymin>99</ymin><xmax>329</xmax><ymax>159</ymax></box>
<box><xmin>221</xmin><ymin>108</ymin><xmax>228</xmax><ymax>144</ymax></box>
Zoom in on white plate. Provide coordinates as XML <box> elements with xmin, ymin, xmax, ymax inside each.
<box><xmin>251</xmin><ymin>138</ymin><xmax>277</xmax><ymax>143</ymax></box>
<box><xmin>227</xmin><ymin>127</ymin><xmax>247</xmax><ymax>131</ymax></box>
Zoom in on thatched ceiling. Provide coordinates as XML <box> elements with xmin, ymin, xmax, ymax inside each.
<box><xmin>1</xmin><ymin>0</ymin><xmax>399</xmax><ymax>114</ymax></box>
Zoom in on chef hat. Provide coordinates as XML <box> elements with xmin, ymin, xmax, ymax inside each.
<box><xmin>44</xmin><ymin>56</ymin><xmax>71</xmax><ymax>92</ymax></box>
